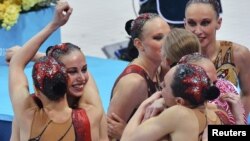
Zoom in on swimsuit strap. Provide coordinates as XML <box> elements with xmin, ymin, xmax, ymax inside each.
<box><xmin>58</xmin><ymin>122</ymin><xmax>73</xmax><ymax>141</ymax></box>
<box><xmin>29</xmin><ymin>120</ymin><xmax>73</xmax><ymax>141</ymax></box>
<box><xmin>28</xmin><ymin>120</ymin><xmax>52</xmax><ymax>141</ymax></box>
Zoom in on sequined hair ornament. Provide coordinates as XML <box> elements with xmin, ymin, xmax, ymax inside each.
<box><xmin>173</xmin><ymin>64</ymin><xmax>212</xmax><ymax>105</ymax></box>
<box><xmin>32</xmin><ymin>56</ymin><xmax>67</xmax><ymax>92</ymax></box>
<box><xmin>47</xmin><ymin>43</ymin><xmax>68</xmax><ymax>59</ymax></box>
<box><xmin>127</xmin><ymin>13</ymin><xmax>159</xmax><ymax>39</ymax></box>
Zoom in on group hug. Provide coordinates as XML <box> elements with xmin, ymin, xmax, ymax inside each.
<box><xmin>6</xmin><ymin>0</ymin><xmax>250</xmax><ymax>141</ymax></box>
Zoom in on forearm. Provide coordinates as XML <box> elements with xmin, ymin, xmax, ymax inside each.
<box><xmin>32</xmin><ymin>52</ymin><xmax>46</xmax><ymax>62</ymax></box>
<box><xmin>99</xmin><ymin>114</ymin><xmax>109</xmax><ymax>141</ymax></box>
<box><xmin>10</xmin><ymin>23</ymin><xmax>59</xmax><ymax>67</ymax></box>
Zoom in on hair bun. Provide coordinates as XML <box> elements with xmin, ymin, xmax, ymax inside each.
<box><xmin>125</xmin><ymin>19</ymin><xmax>134</xmax><ymax>35</ymax></box>
<box><xmin>204</xmin><ymin>86</ymin><xmax>220</xmax><ymax>100</ymax></box>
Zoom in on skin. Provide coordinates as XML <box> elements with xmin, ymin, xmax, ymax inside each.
<box><xmin>9</xmin><ymin>1</ymin><xmax>108</xmax><ymax>141</ymax></box>
<box><xmin>59</xmin><ymin>50</ymin><xmax>104</xmax><ymax>141</ymax></box>
<box><xmin>107</xmin><ymin>16</ymin><xmax>171</xmax><ymax>140</ymax></box>
<box><xmin>191</xmin><ymin>59</ymin><xmax>245</xmax><ymax>124</ymax></box>
<box><xmin>185</xmin><ymin>2</ymin><xmax>250</xmax><ymax>115</ymax></box>
<box><xmin>9</xmin><ymin>1</ymin><xmax>73</xmax><ymax>141</ymax></box>
<box><xmin>143</xmin><ymin>57</ymin><xmax>245</xmax><ymax>123</ymax></box>
<box><xmin>121</xmin><ymin>66</ymin><xmax>222</xmax><ymax>141</ymax></box>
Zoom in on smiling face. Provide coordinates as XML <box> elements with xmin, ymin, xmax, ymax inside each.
<box><xmin>59</xmin><ymin>50</ymin><xmax>89</xmax><ymax>97</ymax></box>
<box><xmin>138</xmin><ymin>17</ymin><xmax>171</xmax><ymax>63</ymax></box>
<box><xmin>185</xmin><ymin>3</ymin><xmax>221</xmax><ymax>50</ymax></box>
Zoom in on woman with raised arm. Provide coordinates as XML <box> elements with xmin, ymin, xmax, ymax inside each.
<box><xmin>9</xmin><ymin>1</ymin><xmax>108</xmax><ymax>141</ymax></box>
<box><xmin>8</xmin><ymin>2</ymin><xmax>76</xmax><ymax>140</ymax></box>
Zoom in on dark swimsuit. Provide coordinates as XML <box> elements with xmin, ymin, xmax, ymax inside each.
<box><xmin>111</xmin><ymin>64</ymin><xmax>160</xmax><ymax>98</ymax></box>
<box><xmin>110</xmin><ymin>64</ymin><xmax>161</xmax><ymax>122</ymax></box>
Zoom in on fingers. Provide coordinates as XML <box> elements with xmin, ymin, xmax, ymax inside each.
<box><xmin>220</xmin><ymin>95</ymin><xmax>235</xmax><ymax>104</ymax></box>
<box><xmin>5</xmin><ymin>45</ymin><xmax>21</xmax><ymax>64</ymax></box>
<box><xmin>111</xmin><ymin>113</ymin><xmax>125</xmax><ymax>123</ymax></box>
<box><xmin>108</xmin><ymin>125</ymin><xmax>115</xmax><ymax>138</ymax></box>
<box><xmin>141</xmin><ymin>91</ymin><xmax>162</xmax><ymax>107</ymax></box>
<box><xmin>57</xmin><ymin>1</ymin><xmax>72</xmax><ymax>15</ymax></box>
<box><xmin>142</xmin><ymin>108</ymin><xmax>153</xmax><ymax>122</ymax></box>
<box><xmin>107</xmin><ymin>116</ymin><xmax>117</xmax><ymax>125</ymax></box>
<box><xmin>107</xmin><ymin>116</ymin><xmax>124</xmax><ymax>139</ymax></box>
<box><xmin>149</xmin><ymin>107</ymin><xmax>161</xmax><ymax>117</ymax></box>
<box><xmin>220</xmin><ymin>94</ymin><xmax>239</xmax><ymax>102</ymax></box>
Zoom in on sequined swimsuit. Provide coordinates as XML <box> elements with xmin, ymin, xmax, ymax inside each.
<box><xmin>214</xmin><ymin>41</ymin><xmax>239</xmax><ymax>86</ymax></box>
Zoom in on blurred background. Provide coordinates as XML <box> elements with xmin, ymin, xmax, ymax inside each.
<box><xmin>61</xmin><ymin>0</ymin><xmax>250</xmax><ymax>59</ymax></box>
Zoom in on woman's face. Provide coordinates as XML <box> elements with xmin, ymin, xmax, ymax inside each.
<box><xmin>194</xmin><ymin>59</ymin><xmax>217</xmax><ymax>82</ymax></box>
<box><xmin>184</xmin><ymin>3</ymin><xmax>221</xmax><ymax>49</ymax></box>
<box><xmin>161</xmin><ymin>67</ymin><xmax>177</xmax><ymax>107</ymax></box>
<box><xmin>140</xmin><ymin>17</ymin><xmax>171</xmax><ymax>63</ymax></box>
<box><xmin>59</xmin><ymin>50</ymin><xmax>89</xmax><ymax>97</ymax></box>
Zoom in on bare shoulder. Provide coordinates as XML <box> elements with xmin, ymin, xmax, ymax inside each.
<box><xmin>159</xmin><ymin>105</ymin><xmax>198</xmax><ymax>132</ymax></box>
<box><xmin>118</xmin><ymin>73</ymin><xmax>147</xmax><ymax>85</ymax></box>
<box><xmin>114</xmin><ymin>73</ymin><xmax>148</xmax><ymax>96</ymax></box>
<box><xmin>161</xmin><ymin>105</ymin><xmax>194</xmax><ymax>120</ymax></box>
<box><xmin>232</xmin><ymin>41</ymin><xmax>250</xmax><ymax>56</ymax></box>
<box><xmin>231</xmin><ymin>41</ymin><xmax>250</xmax><ymax>68</ymax></box>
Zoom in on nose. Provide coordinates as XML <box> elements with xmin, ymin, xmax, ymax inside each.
<box><xmin>193</xmin><ymin>25</ymin><xmax>203</xmax><ymax>35</ymax></box>
<box><xmin>76</xmin><ymin>72</ymin><xmax>87</xmax><ymax>83</ymax></box>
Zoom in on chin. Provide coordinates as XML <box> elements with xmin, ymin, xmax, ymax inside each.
<box><xmin>69</xmin><ymin>89</ymin><xmax>83</xmax><ymax>97</ymax></box>
<box><xmin>200</xmin><ymin>40</ymin><xmax>210</xmax><ymax>48</ymax></box>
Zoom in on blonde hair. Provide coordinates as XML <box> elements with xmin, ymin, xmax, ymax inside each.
<box><xmin>162</xmin><ymin>28</ymin><xmax>201</xmax><ymax>63</ymax></box>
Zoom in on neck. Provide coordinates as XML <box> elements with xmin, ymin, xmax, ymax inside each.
<box><xmin>201</xmin><ymin>40</ymin><xmax>219</xmax><ymax>61</ymax></box>
<box><xmin>133</xmin><ymin>56</ymin><xmax>160</xmax><ymax>80</ymax></box>
<box><xmin>42</xmin><ymin>97</ymin><xmax>72</xmax><ymax>123</ymax></box>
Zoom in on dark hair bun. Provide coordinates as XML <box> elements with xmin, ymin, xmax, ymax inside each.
<box><xmin>203</xmin><ymin>86</ymin><xmax>220</xmax><ymax>101</ymax></box>
<box><xmin>43</xmin><ymin>73</ymin><xmax>67</xmax><ymax>101</ymax></box>
<box><xmin>125</xmin><ymin>19</ymin><xmax>134</xmax><ymax>36</ymax></box>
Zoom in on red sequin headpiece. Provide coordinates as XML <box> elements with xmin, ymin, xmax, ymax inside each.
<box><xmin>181</xmin><ymin>64</ymin><xmax>210</xmax><ymax>103</ymax></box>
<box><xmin>47</xmin><ymin>43</ymin><xmax>68</xmax><ymax>58</ymax></box>
<box><xmin>130</xmin><ymin>13</ymin><xmax>158</xmax><ymax>39</ymax></box>
<box><xmin>33</xmin><ymin>56</ymin><xmax>66</xmax><ymax>91</ymax></box>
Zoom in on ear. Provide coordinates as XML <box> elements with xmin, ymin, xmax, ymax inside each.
<box><xmin>216</xmin><ymin>17</ymin><xmax>222</xmax><ymax>30</ymax></box>
<box><xmin>134</xmin><ymin>38</ymin><xmax>144</xmax><ymax>52</ymax></box>
<box><xmin>166</xmin><ymin>58</ymin><xmax>173</xmax><ymax>66</ymax></box>
<box><xmin>183</xmin><ymin>18</ymin><xmax>187</xmax><ymax>27</ymax></box>
<box><xmin>175</xmin><ymin>97</ymin><xmax>185</xmax><ymax>105</ymax></box>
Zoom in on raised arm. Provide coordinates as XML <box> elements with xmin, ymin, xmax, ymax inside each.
<box><xmin>8</xmin><ymin>0</ymin><xmax>72</xmax><ymax>130</ymax></box>
<box><xmin>121</xmin><ymin>92</ymin><xmax>175</xmax><ymax>141</ymax></box>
